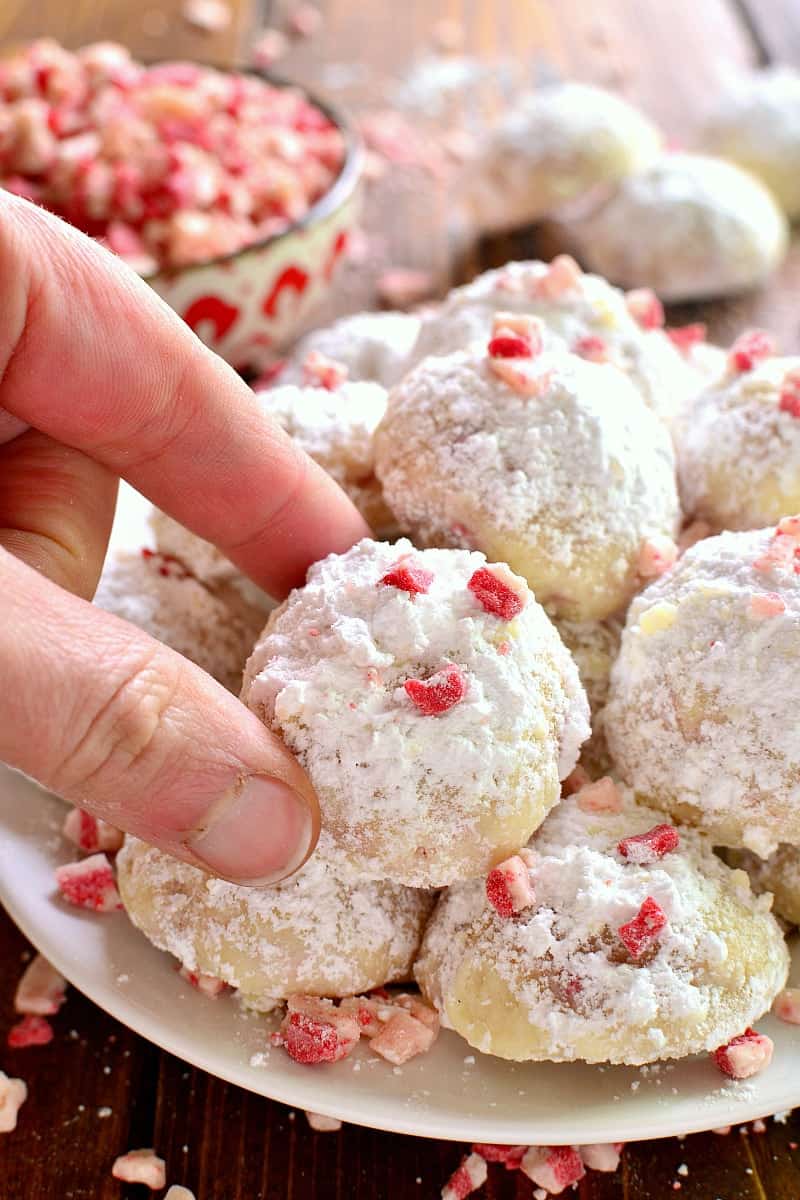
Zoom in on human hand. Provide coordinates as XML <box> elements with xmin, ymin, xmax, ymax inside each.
<box><xmin>0</xmin><ymin>192</ymin><xmax>370</xmax><ymax>885</ymax></box>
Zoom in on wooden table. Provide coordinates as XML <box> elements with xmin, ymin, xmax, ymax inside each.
<box><xmin>1</xmin><ymin>1</ymin><xmax>800</xmax><ymax>1196</ymax></box>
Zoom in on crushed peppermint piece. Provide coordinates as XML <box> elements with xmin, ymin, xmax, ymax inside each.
<box><xmin>618</xmin><ymin>824</ymin><xmax>680</xmax><ymax>864</ymax></box>
<box><xmin>62</xmin><ymin>807</ymin><xmax>124</xmax><ymax>854</ymax></box>
<box><xmin>487</xmin><ymin>332</ymin><xmax>533</xmax><ymax>359</ymax></box>
<box><xmin>0</xmin><ymin>1072</ymin><xmax>27</xmax><ymax>1133</ymax></box>
<box><xmin>573</xmin><ymin>334</ymin><xmax>609</xmax><ymax>362</ymax></box>
<box><xmin>305</xmin><ymin>1110</ymin><xmax>342</xmax><ymax>1131</ymax></box>
<box><xmin>637</xmin><ymin>535</ymin><xmax>678</xmax><ymax>578</ymax></box>
<box><xmin>467</xmin><ymin>565</ymin><xmax>527</xmax><ymax>620</ymax></box>
<box><xmin>111</xmin><ymin>1149</ymin><xmax>166</xmax><ymax>1190</ymax></box>
<box><xmin>165</xmin><ymin>1188</ymin><xmax>197</xmax><ymax>1200</ymax></box>
<box><xmin>14</xmin><ymin>955</ymin><xmax>66</xmax><ymax>1016</ymax></box>
<box><xmin>7</xmin><ymin>1015</ymin><xmax>54</xmax><ymax>1048</ymax></box>
<box><xmin>713</xmin><ymin>1029</ymin><xmax>774</xmax><ymax>1080</ymax></box>
<box><xmin>773</xmin><ymin>988</ymin><xmax>800</xmax><ymax>1025</ymax></box>
<box><xmin>728</xmin><ymin>330</ymin><xmax>775</xmax><ymax>373</ymax></box>
<box><xmin>579</xmin><ymin>1143</ymin><xmax>624</xmax><ymax>1172</ymax></box>
<box><xmin>575</xmin><ymin>776</ymin><xmax>623</xmax><ymax>813</ymax></box>
<box><xmin>618</xmin><ymin>896</ymin><xmax>668</xmax><ymax>959</ymax></box>
<box><xmin>666</xmin><ymin>324</ymin><xmax>706</xmax><ymax>354</ymax></box>
<box><xmin>625</xmin><ymin>288</ymin><xmax>664</xmax><ymax>330</ymax></box>
<box><xmin>279</xmin><ymin>996</ymin><xmax>360</xmax><ymax>1065</ymax></box>
<box><xmin>486</xmin><ymin>855</ymin><xmax>535</xmax><ymax>917</ymax></box>
<box><xmin>393</xmin><ymin>993</ymin><xmax>440</xmax><ymax>1032</ymax></box>
<box><xmin>488</xmin><ymin>357</ymin><xmax>553</xmax><ymax>396</ymax></box>
<box><xmin>380</xmin><ymin>560</ymin><xmax>434</xmax><ymax>595</ymax></box>
<box><xmin>55</xmin><ymin>854</ymin><xmax>122</xmax><ymax>912</ymax></box>
<box><xmin>779</xmin><ymin>367</ymin><xmax>800</xmax><ymax>417</ymax></box>
<box><xmin>182</xmin><ymin>0</ymin><xmax>231</xmax><ymax>32</ymax></box>
<box><xmin>441</xmin><ymin>1152</ymin><xmax>488</xmax><ymax>1199</ymax></box>
<box><xmin>370</xmin><ymin>1010</ymin><xmax>438</xmax><ymax>1065</ymax></box>
<box><xmin>302</xmin><ymin>350</ymin><xmax>348</xmax><ymax>391</ymax></box>
<box><xmin>748</xmin><ymin>592</ymin><xmax>786</xmax><ymax>619</ymax></box>
<box><xmin>178</xmin><ymin>965</ymin><xmax>226</xmax><ymax>997</ymax></box>
<box><xmin>521</xmin><ymin>1146</ymin><xmax>586</xmax><ymax>1194</ymax></box>
<box><xmin>471</xmin><ymin>1143</ymin><xmax>526</xmax><ymax>1169</ymax></box>
<box><xmin>250</xmin><ymin>28</ymin><xmax>289</xmax><ymax>67</ymax></box>
<box><xmin>536</xmin><ymin>255</ymin><xmax>583</xmax><ymax>299</ymax></box>
<box><xmin>404</xmin><ymin>665</ymin><xmax>467</xmax><ymax>715</ymax></box>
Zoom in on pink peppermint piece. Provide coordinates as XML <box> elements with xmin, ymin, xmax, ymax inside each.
<box><xmin>178</xmin><ymin>965</ymin><xmax>226</xmax><ymax>997</ymax></box>
<box><xmin>576</xmin><ymin>776</ymin><xmax>623</xmax><ymax>814</ymax></box>
<box><xmin>305</xmin><ymin>1110</ymin><xmax>342</xmax><ymax>1131</ymax></box>
<box><xmin>487</xmin><ymin>332</ymin><xmax>533</xmax><ymax>359</ymax></box>
<box><xmin>280</xmin><ymin>996</ymin><xmax>360</xmax><ymax>1065</ymax></box>
<box><xmin>302</xmin><ymin>349</ymin><xmax>348</xmax><ymax>390</ymax></box>
<box><xmin>748</xmin><ymin>592</ymin><xmax>786</xmax><ymax>619</ymax></box>
<box><xmin>778</xmin><ymin>367</ymin><xmax>800</xmax><ymax>418</ymax></box>
<box><xmin>111</xmin><ymin>1149</ymin><xmax>167</xmax><ymax>1190</ymax></box>
<box><xmin>574</xmin><ymin>334</ymin><xmax>609</xmax><ymax>362</ymax></box>
<box><xmin>377</xmin><ymin>268</ymin><xmax>436</xmax><ymax>309</ymax></box>
<box><xmin>467</xmin><ymin>564</ymin><xmax>527</xmax><ymax>620</ymax></box>
<box><xmin>728</xmin><ymin>329</ymin><xmax>776</xmax><ymax>373</ymax></box>
<box><xmin>486</xmin><ymin>855</ymin><xmax>535</xmax><ymax>918</ymax></box>
<box><xmin>441</xmin><ymin>1152</ymin><xmax>488</xmax><ymax>1200</ymax></box>
<box><xmin>472</xmin><ymin>1143</ymin><xmax>527</xmax><ymax>1169</ymax></box>
<box><xmin>536</xmin><ymin>254</ymin><xmax>583</xmax><ymax>299</ymax></box>
<box><xmin>521</xmin><ymin>1146</ymin><xmax>586</xmax><ymax>1194</ymax></box>
<box><xmin>62</xmin><ymin>807</ymin><xmax>124</xmax><ymax>854</ymax></box>
<box><xmin>0</xmin><ymin>1072</ymin><xmax>27</xmax><ymax>1133</ymax></box>
<box><xmin>14</xmin><ymin>954</ymin><xmax>66</xmax><ymax>1016</ymax></box>
<box><xmin>713</xmin><ymin>1029</ymin><xmax>774</xmax><ymax>1080</ymax></box>
<box><xmin>618</xmin><ymin>896</ymin><xmax>668</xmax><ymax>959</ymax></box>
<box><xmin>490</xmin><ymin>356</ymin><xmax>553</xmax><ymax>396</ymax></box>
<box><xmin>250</xmin><ymin>28</ymin><xmax>289</xmax><ymax>67</ymax></box>
<box><xmin>637</xmin><ymin>535</ymin><xmax>678</xmax><ymax>578</ymax></box>
<box><xmin>380</xmin><ymin>559</ymin><xmax>434</xmax><ymax>595</ymax></box>
<box><xmin>393</xmin><ymin>993</ymin><xmax>440</xmax><ymax>1032</ymax></box>
<box><xmin>666</xmin><ymin>324</ymin><xmax>706</xmax><ymax>355</ymax></box>
<box><xmin>182</xmin><ymin>0</ymin><xmax>231</xmax><ymax>32</ymax></box>
<box><xmin>7</xmin><ymin>1015</ymin><xmax>54</xmax><ymax>1049</ymax></box>
<box><xmin>618</xmin><ymin>824</ymin><xmax>680</xmax><ymax>864</ymax></box>
<box><xmin>492</xmin><ymin>311</ymin><xmax>544</xmax><ymax>341</ymax></box>
<box><xmin>773</xmin><ymin>988</ymin><xmax>800</xmax><ymax>1025</ymax></box>
<box><xmin>55</xmin><ymin>854</ymin><xmax>122</xmax><ymax>912</ymax></box>
<box><xmin>777</xmin><ymin>515</ymin><xmax>800</xmax><ymax>539</ymax></box>
<box><xmin>338</xmin><ymin>995</ymin><xmax>389</xmax><ymax>1038</ymax></box>
<box><xmin>370</xmin><ymin>1010</ymin><xmax>438</xmax><ymax>1065</ymax></box>
<box><xmin>404</xmin><ymin>665</ymin><xmax>467</xmax><ymax>716</ymax></box>
<box><xmin>625</xmin><ymin>288</ymin><xmax>665</xmax><ymax>330</ymax></box>
<box><xmin>579</xmin><ymin>1143</ymin><xmax>624</xmax><ymax>1173</ymax></box>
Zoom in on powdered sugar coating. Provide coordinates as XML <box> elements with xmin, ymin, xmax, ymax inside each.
<box><xmin>280</xmin><ymin>311</ymin><xmax>421</xmax><ymax>389</ymax></box>
<box><xmin>703</xmin><ymin>67</ymin><xmax>800</xmax><ymax>219</ymax></box>
<box><xmin>411</xmin><ymin>259</ymin><xmax>714</xmax><ymax>426</ymax></box>
<box><xmin>568</xmin><ymin>154</ymin><xmax>788</xmax><ymax>302</ymax></box>
<box><xmin>555</xmin><ymin>617</ymin><xmax>622</xmax><ymax>774</ymax></box>
<box><xmin>149</xmin><ymin>509</ymin><xmax>272</xmax><ymax>616</ymax></box>
<box><xmin>117</xmin><ymin>835</ymin><xmax>433</xmax><ymax>1008</ymax></box>
<box><xmin>675</xmin><ymin>355</ymin><xmax>800</xmax><ymax>531</ymax></box>
<box><xmin>723</xmin><ymin>844</ymin><xmax>800</xmax><ymax>927</ymax></box>
<box><xmin>415</xmin><ymin>792</ymin><xmax>789</xmax><ymax>1065</ymax></box>
<box><xmin>374</xmin><ymin>347</ymin><xmax>679</xmax><ymax>621</ymax></box>
<box><xmin>605</xmin><ymin>526</ymin><xmax>800</xmax><ymax>855</ymax></box>
<box><xmin>94</xmin><ymin>548</ymin><xmax>264</xmax><ymax>694</ymax></box>
<box><xmin>242</xmin><ymin>538</ymin><xmax>589</xmax><ymax>886</ymax></box>
<box><xmin>470</xmin><ymin>83</ymin><xmax>662</xmax><ymax>235</ymax></box>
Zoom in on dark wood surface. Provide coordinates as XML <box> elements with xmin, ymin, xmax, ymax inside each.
<box><xmin>1</xmin><ymin>1</ymin><xmax>800</xmax><ymax>1197</ymax></box>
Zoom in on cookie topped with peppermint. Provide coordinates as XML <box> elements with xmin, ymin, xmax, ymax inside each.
<box><xmin>415</xmin><ymin>785</ymin><xmax>788</xmax><ymax>1065</ymax></box>
<box><xmin>242</xmin><ymin>537</ymin><xmax>589</xmax><ymax>887</ymax></box>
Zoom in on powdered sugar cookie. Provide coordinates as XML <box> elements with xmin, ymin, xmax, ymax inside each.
<box><xmin>375</xmin><ymin>325</ymin><xmax>680</xmax><ymax>621</ymax></box>
<box><xmin>703</xmin><ymin>68</ymin><xmax>800</xmax><ymax>220</ymax></box>
<box><xmin>242</xmin><ymin>538</ymin><xmax>589</xmax><ymax>887</ymax></box>
<box><xmin>605</xmin><ymin>521</ymin><xmax>800</xmax><ymax>856</ymax></box>
<box><xmin>676</xmin><ymin>345</ymin><xmax>800</xmax><ymax>531</ymax></box>
<box><xmin>415</xmin><ymin>791</ymin><xmax>789</xmax><ymax>1064</ymax></box>
<box><xmin>470</xmin><ymin>83</ymin><xmax>662</xmax><ymax>235</ymax></box>
<box><xmin>567</xmin><ymin>154</ymin><xmax>788</xmax><ymax>301</ymax></box>
<box><xmin>94</xmin><ymin>548</ymin><xmax>264</xmax><ymax>693</ymax></box>
<box><xmin>117</xmin><ymin>836</ymin><xmax>433</xmax><ymax>1009</ymax></box>
<box><xmin>555</xmin><ymin>616</ymin><xmax>622</xmax><ymax>774</ymax></box>
<box><xmin>279</xmin><ymin>311</ymin><xmax>421</xmax><ymax>389</ymax></box>
<box><xmin>411</xmin><ymin>257</ymin><xmax>717</xmax><ymax>426</ymax></box>
<box><xmin>723</xmin><ymin>845</ymin><xmax>800</xmax><ymax>928</ymax></box>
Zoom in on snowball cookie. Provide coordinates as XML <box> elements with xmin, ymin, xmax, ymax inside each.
<box><xmin>94</xmin><ymin>548</ymin><xmax>264</xmax><ymax>693</ymax></box>
<box><xmin>470</xmin><ymin>83</ymin><xmax>662</xmax><ymax>235</ymax></box>
<box><xmin>605</xmin><ymin>521</ymin><xmax>800</xmax><ymax>857</ymax></box>
<box><xmin>676</xmin><ymin>350</ymin><xmax>800</xmax><ymax>532</ymax></box>
<box><xmin>567</xmin><ymin>154</ymin><xmax>788</xmax><ymax>302</ymax></box>
<box><xmin>555</xmin><ymin>617</ymin><xmax>622</xmax><ymax>774</ymax></box>
<box><xmin>703</xmin><ymin>68</ymin><xmax>800</xmax><ymax>220</ymax></box>
<box><xmin>411</xmin><ymin>257</ymin><xmax>716</xmax><ymax>426</ymax></box>
<box><xmin>117</xmin><ymin>836</ymin><xmax>433</xmax><ymax>1009</ymax></box>
<box><xmin>723</xmin><ymin>845</ymin><xmax>800</xmax><ymax>928</ymax></box>
<box><xmin>280</xmin><ymin>311</ymin><xmax>421</xmax><ymax>389</ymax></box>
<box><xmin>374</xmin><ymin>334</ymin><xmax>680</xmax><ymax>621</ymax></box>
<box><xmin>415</xmin><ymin>792</ymin><xmax>789</xmax><ymax>1065</ymax></box>
<box><xmin>242</xmin><ymin>538</ymin><xmax>589</xmax><ymax>887</ymax></box>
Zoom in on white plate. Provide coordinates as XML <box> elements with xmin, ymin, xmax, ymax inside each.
<box><xmin>0</xmin><ymin>768</ymin><xmax>798</xmax><ymax>1146</ymax></box>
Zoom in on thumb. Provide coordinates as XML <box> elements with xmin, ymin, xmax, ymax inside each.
<box><xmin>0</xmin><ymin>548</ymin><xmax>319</xmax><ymax>884</ymax></box>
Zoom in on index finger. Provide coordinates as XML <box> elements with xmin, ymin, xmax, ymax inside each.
<box><xmin>0</xmin><ymin>193</ymin><xmax>369</xmax><ymax>597</ymax></box>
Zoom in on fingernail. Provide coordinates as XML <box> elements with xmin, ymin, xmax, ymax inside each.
<box><xmin>186</xmin><ymin>774</ymin><xmax>315</xmax><ymax>885</ymax></box>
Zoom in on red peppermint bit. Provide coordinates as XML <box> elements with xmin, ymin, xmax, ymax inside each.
<box><xmin>666</xmin><ymin>324</ymin><xmax>706</xmax><ymax>355</ymax></box>
<box><xmin>7</xmin><ymin>1015</ymin><xmax>54</xmax><ymax>1049</ymax></box>
<box><xmin>773</xmin><ymin>988</ymin><xmax>800</xmax><ymax>1025</ymax></box>
<box><xmin>618</xmin><ymin>896</ymin><xmax>668</xmax><ymax>959</ymax></box>
<box><xmin>748</xmin><ymin>592</ymin><xmax>786</xmax><ymax>619</ymax></box>
<box><xmin>370</xmin><ymin>1010</ymin><xmax>438</xmax><ymax>1065</ymax></box>
<box><xmin>14</xmin><ymin>955</ymin><xmax>66</xmax><ymax>1016</ymax></box>
<box><xmin>574</xmin><ymin>334</ymin><xmax>609</xmax><ymax>362</ymax></box>
<box><xmin>380</xmin><ymin>559</ymin><xmax>434</xmax><ymax>595</ymax></box>
<box><xmin>468</xmin><ymin>564</ymin><xmax>527</xmax><ymax>620</ymax></box>
<box><xmin>637</xmin><ymin>535</ymin><xmax>678</xmax><ymax>578</ymax></box>
<box><xmin>777</xmin><ymin>514</ymin><xmax>800</xmax><ymax>538</ymax></box>
<box><xmin>280</xmin><ymin>996</ymin><xmax>360</xmax><ymax>1065</ymax></box>
<box><xmin>575</xmin><ymin>777</ymin><xmax>623</xmax><ymax>814</ymax></box>
<box><xmin>54</xmin><ymin>854</ymin><xmax>122</xmax><ymax>912</ymax></box>
<box><xmin>521</xmin><ymin>1146</ymin><xmax>586</xmax><ymax>1193</ymax></box>
<box><xmin>441</xmin><ymin>1152</ymin><xmax>488</xmax><ymax>1200</ymax></box>
<box><xmin>488</xmin><ymin>311</ymin><xmax>543</xmax><ymax>359</ymax></box>
<box><xmin>779</xmin><ymin>367</ymin><xmax>800</xmax><ymax>417</ymax></box>
<box><xmin>728</xmin><ymin>329</ymin><xmax>775</xmax><ymax>373</ymax></box>
<box><xmin>713</xmin><ymin>1029</ymin><xmax>774</xmax><ymax>1080</ymax></box>
<box><xmin>404</xmin><ymin>665</ymin><xmax>467</xmax><ymax>716</ymax></box>
<box><xmin>579</xmin><ymin>1143</ymin><xmax>624</xmax><ymax>1172</ymax></box>
<box><xmin>536</xmin><ymin>254</ymin><xmax>583</xmax><ymax>299</ymax></box>
<box><xmin>302</xmin><ymin>349</ymin><xmax>348</xmax><ymax>390</ymax></box>
<box><xmin>625</xmin><ymin>288</ymin><xmax>664</xmax><ymax>330</ymax></box>
<box><xmin>62</xmin><ymin>806</ymin><xmax>124</xmax><ymax>854</ymax></box>
<box><xmin>338</xmin><ymin>996</ymin><xmax>387</xmax><ymax>1037</ymax></box>
<box><xmin>178</xmin><ymin>965</ymin><xmax>226</xmax><ymax>997</ymax></box>
<box><xmin>618</xmin><ymin>824</ymin><xmax>680</xmax><ymax>864</ymax></box>
<box><xmin>111</xmin><ymin>1149</ymin><xmax>166</xmax><ymax>1189</ymax></box>
<box><xmin>472</xmin><ymin>1144</ymin><xmax>527</xmax><ymax>1169</ymax></box>
<box><xmin>487</xmin><ymin>333</ymin><xmax>533</xmax><ymax>359</ymax></box>
<box><xmin>486</xmin><ymin>855</ymin><xmax>535</xmax><ymax>918</ymax></box>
